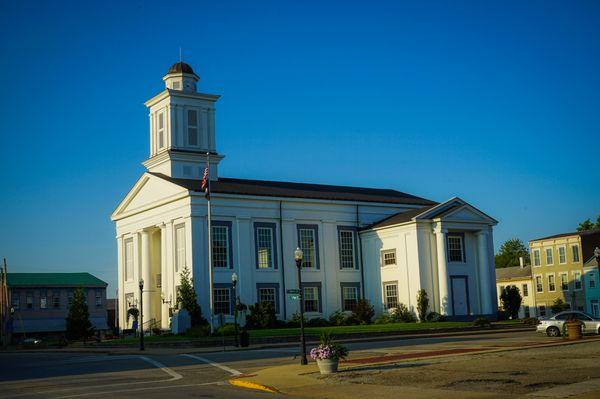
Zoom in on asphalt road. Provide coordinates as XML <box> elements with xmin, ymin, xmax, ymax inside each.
<box><xmin>0</xmin><ymin>330</ymin><xmax>543</xmax><ymax>398</ymax></box>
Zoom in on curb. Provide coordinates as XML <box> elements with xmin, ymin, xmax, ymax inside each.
<box><xmin>228</xmin><ymin>376</ymin><xmax>280</xmax><ymax>394</ymax></box>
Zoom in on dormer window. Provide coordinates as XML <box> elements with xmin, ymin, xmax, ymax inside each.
<box><xmin>158</xmin><ymin>112</ymin><xmax>165</xmax><ymax>149</ymax></box>
<box><xmin>187</xmin><ymin>110</ymin><xmax>198</xmax><ymax>146</ymax></box>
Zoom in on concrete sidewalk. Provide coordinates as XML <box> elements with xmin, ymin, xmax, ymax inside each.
<box><xmin>11</xmin><ymin>325</ymin><xmax>533</xmax><ymax>355</ymax></box>
<box><xmin>229</xmin><ymin>336</ymin><xmax>600</xmax><ymax>398</ymax></box>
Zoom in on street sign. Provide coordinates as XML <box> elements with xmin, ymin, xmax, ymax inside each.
<box><xmin>289</xmin><ymin>294</ymin><xmax>300</xmax><ymax>300</ymax></box>
<box><xmin>286</xmin><ymin>289</ymin><xmax>300</xmax><ymax>294</ymax></box>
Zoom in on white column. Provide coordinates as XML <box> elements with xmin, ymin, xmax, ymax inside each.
<box><xmin>116</xmin><ymin>235</ymin><xmax>124</xmax><ymax>332</ymax></box>
<box><xmin>141</xmin><ymin>229</ymin><xmax>152</xmax><ymax>324</ymax></box>
<box><xmin>435</xmin><ymin>228</ymin><xmax>450</xmax><ymax>315</ymax></box>
<box><xmin>159</xmin><ymin>224</ymin><xmax>169</xmax><ymax>329</ymax></box>
<box><xmin>476</xmin><ymin>230</ymin><xmax>493</xmax><ymax>315</ymax></box>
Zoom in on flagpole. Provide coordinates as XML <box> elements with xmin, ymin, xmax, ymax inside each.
<box><xmin>206</xmin><ymin>152</ymin><xmax>214</xmax><ymax>333</ymax></box>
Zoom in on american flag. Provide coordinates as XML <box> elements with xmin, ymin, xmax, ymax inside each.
<box><xmin>201</xmin><ymin>164</ymin><xmax>210</xmax><ymax>199</ymax></box>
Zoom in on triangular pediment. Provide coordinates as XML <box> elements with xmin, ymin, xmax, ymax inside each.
<box><xmin>111</xmin><ymin>173</ymin><xmax>189</xmax><ymax>220</ymax></box>
<box><xmin>415</xmin><ymin>197</ymin><xmax>498</xmax><ymax>225</ymax></box>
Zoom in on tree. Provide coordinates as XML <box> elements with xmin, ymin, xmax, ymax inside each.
<box><xmin>494</xmin><ymin>238</ymin><xmax>530</xmax><ymax>269</ymax></box>
<box><xmin>551</xmin><ymin>298</ymin><xmax>569</xmax><ymax>314</ymax></box>
<box><xmin>65</xmin><ymin>287</ymin><xmax>94</xmax><ymax>340</ymax></box>
<box><xmin>577</xmin><ymin>216</ymin><xmax>600</xmax><ymax>231</ymax></box>
<box><xmin>416</xmin><ymin>289</ymin><xmax>429</xmax><ymax>322</ymax></box>
<box><xmin>176</xmin><ymin>267</ymin><xmax>206</xmax><ymax>327</ymax></box>
<box><xmin>499</xmin><ymin>286</ymin><xmax>522</xmax><ymax>319</ymax></box>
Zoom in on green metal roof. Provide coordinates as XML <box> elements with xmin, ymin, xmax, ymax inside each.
<box><xmin>7</xmin><ymin>273</ymin><xmax>107</xmax><ymax>287</ymax></box>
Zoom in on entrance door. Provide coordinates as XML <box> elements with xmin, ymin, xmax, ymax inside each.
<box><xmin>451</xmin><ymin>276</ymin><xmax>470</xmax><ymax>316</ymax></box>
<box><xmin>592</xmin><ymin>300</ymin><xmax>599</xmax><ymax>318</ymax></box>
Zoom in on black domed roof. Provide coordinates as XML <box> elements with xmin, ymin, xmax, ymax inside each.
<box><xmin>167</xmin><ymin>62</ymin><xmax>196</xmax><ymax>75</ymax></box>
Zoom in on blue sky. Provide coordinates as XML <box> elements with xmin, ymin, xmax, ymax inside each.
<box><xmin>1</xmin><ymin>1</ymin><xmax>599</xmax><ymax>296</ymax></box>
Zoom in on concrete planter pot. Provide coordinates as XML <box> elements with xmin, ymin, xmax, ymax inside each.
<box><xmin>316</xmin><ymin>358</ymin><xmax>339</xmax><ymax>374</ymax></box>
<box><xmin>564</xmin><ymin>321</ymin><xmax>583</xmax><ymax>340</ymax></box>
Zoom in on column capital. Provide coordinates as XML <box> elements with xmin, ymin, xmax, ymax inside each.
<box><xmin>156</xmin><ymin>223</ymin><xmax>167</xmax><ymax>229</ymax></box>
<box><xmin>434</xmin><ymin>227</ymin><xmax>448</xmax><ymax>235</ymax></box>
<box><xmin>475</xmin><ymin>230</ymin><xmax>488</xmax><ymax>237</ymax></box>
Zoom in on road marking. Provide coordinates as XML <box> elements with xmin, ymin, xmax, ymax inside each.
<box><xmin>180</xmin><ymin>354</ymin><xmax>243</xmax><ymax>376</ymax></box>
<box><xmin>56</xmin><ymin>381</ymin><xmax>224</xmax><ymax>398</ymax></box>
<box><xmin>139</xmin><ymin>356</ymin><xmax>183</xmax><ymax>380</ymax></box>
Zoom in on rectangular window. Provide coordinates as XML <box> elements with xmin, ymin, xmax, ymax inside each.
<box><xmin>95</xmin><ymin>291</ymin><xmax>102</xmax><ymax>307</ymax></box>
<box><xmin>574</xmin><ymin>271</ymin><xmax>582</xmax><ymax>290</ymax></box>
<box><xmin>26</xmin><ymin>293</ymin><xmax>33</xmax><ymax>309</ymax></box>
<box><xmin>258</xmin><ymin>287</ymin><xmax>277</xmax><ymax>312</ymax></box>
<box><xmin>545</xmin><ymin>248</ymin><xmax>553</xmax><ymax>265</ymax></box>
<box><xmin>53</xmin><ymin>293</ymin><xmax>60</xmax><ymax>308</ymax></box>
<box><xmin>125</xmin><ymin>293</ymin><xmax>134</xmax><ymax>309</ymax></box>
<box><xmin>558</xmin><ymin>247</ymin><xmax>566</xmax><ymax>264</ymax></box>
<box><xmin>298</xmin><ymin>225</ymin><xmax>319</xmax><ymax>269</ymax></box>
<box><xmin>447</xmin><ymin>235</ymin><xmax>465</xmax><ymax>262</ymax></box>
<box><xmin>68</xmin><ymin>292</ymin><xmax>74</xmax><ymax>306</ymax></box>
<box><xmin>539</xmin><ymin>305</ymin><xmax>546</xmax><ymax>316</ymax></box>
<box><xmin>381</xmin><ymin>249</ymin><xmax>397</xmax><ymax>266</ymax></box>
<box><xmin>384</xmin><ymin>282</ymin><xmax>399</xmax><ymax>309</ymax></box>
<box><xmin>560</xmin><ymin>273</ymin><xmax>568</xmax><ymax>291</ymax></box>
<box><xmin>590</xmin><ymin>273</ymin><xmax>596</xmax><ymax>289</ymax></box>
<box><xmin>158</xmin><ymin>112</ymin><xmax>165</xmax><ymax>149</ymax></box>
<box><xmin>338</xmin><ymin>229</ymin><xmax>356</xmax><ymax>269</ymax></box>
<box><xmin>341</xmin><ymin>285</ymin><xmax>359</xmax><ymax>311</ymax></box>
<box><xmin>522</xmin><ymin>284</ymin><xmax>528</xmax><ymax>297</ymax></box>
<box><xmin>156</xmin><ymin>273</ymin><xmax>162</xmax><ymax>288</ymax></box>
<box><xmin>40</xmin><ymin>294</ymin><xmax>47</xmax><ymax>309</ymax></box>
<box><xmin>535</xmin><ymin>276</ymin><xmax>543</xmax><ymax>293</ymax></box>
<box><xmin>548</xmin><ymin>275</ymin><xmax>556</xmax><ymax>292</ymax></box>
<box><xmin>213</xmin><ymin>288</ymin><xmax>231</xmax><ymax>315</ymax></box>
<box><xmin>175</xmin><ymin>224</ymin><xmax>186</xmax><ymax>272</ymax></box>
<box><xmin>212</xmin><ymin>223</ymin><xmax>231</xmax><ymax>268</ymax></box>
<box><xmin>11</xmin><ymin>293</ymin><xmax>20</xmax><ymax>310</ymax></box>
<box><xmin>303</xmin><ymin>286</ymin><xmax>320</xmax><ymax>312</ymax></box>
<box><xmin>187</xmin><ymin>109</ymin><xmax>198</xmax><ymax>146</ymax></box>
<box><xmin>572</xmin><ymin>245</ymin><xmax>580</xmax><ymax>263</ymax></box>
<box><xmin>124</xmin><ymin>238</ymin><xmax>134</xmax><ymax>282</ymax></box>
<box><xmin>255</xmin><ymin>224</ymin><xmax>276</xmax><ymax>269</ymax></box>
<box><xmin>533</xmin><ymin>249</ymin><xmax>541</xmax><ymax>266</ymax></box>
<box><xmin>524</xmin><ymin>306</ymin><xmax>530</xmax><ymax>318</ymax></box>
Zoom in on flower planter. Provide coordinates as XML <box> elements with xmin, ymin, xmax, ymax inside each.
<box><xmin>565</xmin><ymin>321</ymin><xmax>583</xmax><ymax>340</ymax></box>
<box><xmin>316</xmin><ymin>358</ymin><xmax>339</xmax><ymax>374</ymax></box>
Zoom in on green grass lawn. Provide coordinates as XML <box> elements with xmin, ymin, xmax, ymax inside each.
<box><xmin>99</xmin><ymin>321</ymin><xmax>475</xmax><ymax>345</ymax></box>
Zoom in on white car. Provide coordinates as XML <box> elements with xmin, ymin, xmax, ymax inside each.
<box><xmin>536</xmin><ymin>311</ymin><xmax>600</xmax><ymax>337</ymax></box>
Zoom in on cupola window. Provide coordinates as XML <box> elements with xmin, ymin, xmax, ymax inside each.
<box><xmin>187</xmin><ymin>109</ymin><xmax>198</xmax><ymax>146</ymax></box>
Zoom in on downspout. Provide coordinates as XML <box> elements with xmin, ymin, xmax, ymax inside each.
<box><xmin>357</xmin><ymin>205</ymin><xmax>366</xmax><ymax>298</ymax></box>
<box><xmin>279</xmin><ymin>201</ymin><xmax>287</xmax><ymax>319</ymax></box>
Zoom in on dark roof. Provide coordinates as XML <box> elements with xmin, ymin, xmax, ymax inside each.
<box><xmin>495</xmin><ymin>265</ymin><xmax>532</xmax><ymax>282</ymax></box>
<box><xmin>364</xmin><ymin>205</ymin><xmax>437</xmax><ymax>229</ymax></box>
<box><xmin>7</xmin><ymin>273</ymin><xmax>107</xmax><ymax>288</ymax></box>
<box><xmin>531</xmin><ymin>229</ymin><xmax>600</xmax><ymax>242</ymax></box>
<box><xmin>149</xmin><ymin>173</ymin><xmax>436</xmax><ymax>206</ymax></box>
<box><xmin>167</xmin><ymin>62</ymin><xmax>196</xmax><ymax>75</ymax></box>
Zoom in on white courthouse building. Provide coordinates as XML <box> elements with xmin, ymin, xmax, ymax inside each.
<box><xmin>111</xmin><ymin>62</ymin><xmax>499</xmax><ymax>330</ymax></box>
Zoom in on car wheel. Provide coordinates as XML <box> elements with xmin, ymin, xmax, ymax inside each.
<box><xmin>547</xmin><ymin>326</ymin><xmax>560</xmax><ymax>337</ymax></box>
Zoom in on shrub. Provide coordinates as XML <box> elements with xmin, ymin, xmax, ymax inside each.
<box><xmin>426</xmin><ymin>312</ymin><xmax>446</xmax><ymax>322</ymax></box>
<box><xmin>522</xmin><ymin>317</ymin><xmax>539</xmax><ymax>326</ymax></box>
<box><xmin>245</xmin><ymin>301</ymin><xmax>278</xmax><ymax>329</ymax></box>
<box><xmin>307</xmin><ymin>317</ymin><xmax>330</xmax><ymax>327</ymax></box>
<box><xmin>472</xmin><ymin>316</ymin><xmax>491</xmax><ymax>327</ymax></box>
<box><xmin>186</xmin><ymin>324</ymin><xmax>211</xmax><ymax>338</ymax></box>
<box><xmin>329</xmin><ymin>310</ymin><xmax>352</xmax><ymax>326</ymax></box>
<box><xmin>351</xmin><ymin>299</ymin><xmax>375</xmax><ymax>325</ymax></box>
<box><xmin>176</xmin><ymin>266</ymin><xmax>207</xmax><ymax>327</ymax></box>
<box><xmin>215</xmin><ymin>323</ymin><xmax>237</xmax><ymax>336</ymax></box>
<box><xmin>416</xmin><ymin>289</ymin><xmax>429</xmax><ymax>322</ymax></box>
<box><xmin>374</xmin><ymin>314</ymin><xmax>393</xmax><ymax>324</ymax></box>
<box><xmin>287</xmin><ymin>312</ymin><xmax>307</xmax><ymax>328</ymax></box>
<box><xmin>392</xmin><ymin>303</ymin><xmax>416</xmax><ymax>322</ymax></box>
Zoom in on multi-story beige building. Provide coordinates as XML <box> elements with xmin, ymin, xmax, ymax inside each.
<box><xmin>529</xmin><ymin>231</ymin><xmax>599</xmax><ymax>316</ymax></box>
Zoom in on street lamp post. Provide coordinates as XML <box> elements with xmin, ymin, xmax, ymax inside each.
<box><xmin>231</xmin><ymin>272</ymin><xmax>239</xmax><ymax>347</ymax></box>
<box><xmin>295</xmin><ymin>247</ymin><xmax>308</xmax><ymax>365</ymax></box>
<box><xmin>139</xmin><ymin>278</ymin><xmax>144</xmax><ymax>351</ymax></box>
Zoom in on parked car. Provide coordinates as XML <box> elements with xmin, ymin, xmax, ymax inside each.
<box><xmin>21</xmin><ymin>338</ymin><xmax>43</xmax><ymax>345</ymax></box>
<box><xmin>537</xmin><ymin>311</ymin><xmax>600</xmax><ymax>337</ymax></box>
